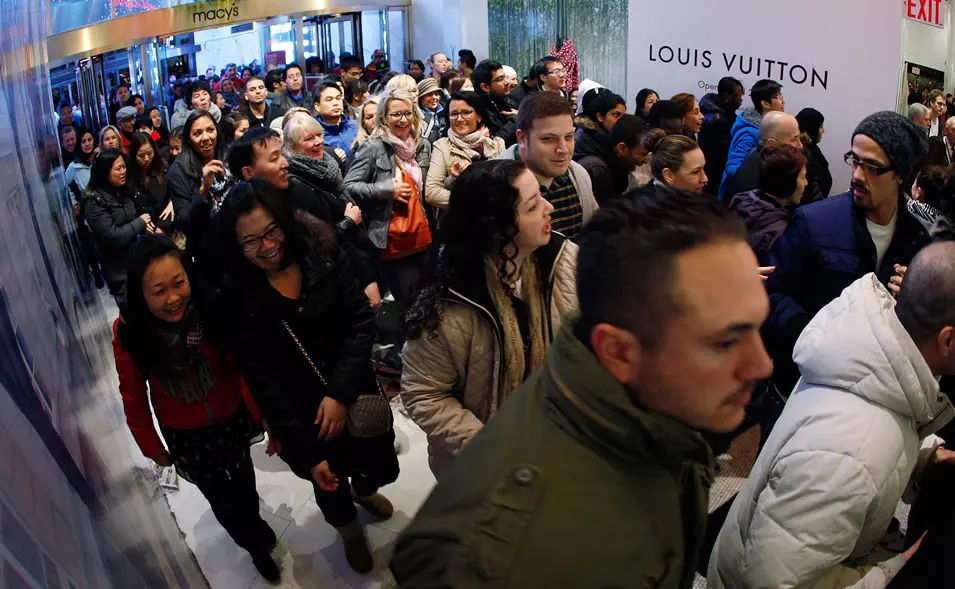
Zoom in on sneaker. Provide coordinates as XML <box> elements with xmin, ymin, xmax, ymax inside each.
<box><xmin>250</xmin><ymin>550</ymin><xmax>280</xmax><ymax>583</ymax></box>
<box><xmin>352</xmin><ymin>491</ymin><xmax>394</xmax><ymax>520</ymax></box>
<box><xmin>335</xmin><ymin>520</ymin><xmax>373</xmax><ymax>574</ymax></box>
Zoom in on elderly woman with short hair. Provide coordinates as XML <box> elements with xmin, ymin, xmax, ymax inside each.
<box><xmin>283</xmin><ymin>112</ymin><xmax>383</xmax><ymax>309</ymax></box>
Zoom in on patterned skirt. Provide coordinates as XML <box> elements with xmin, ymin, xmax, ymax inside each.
<box><xmin>160</xmin><ymin>407</ymin><xmax>262</xmax><ymax>486</ymax></box>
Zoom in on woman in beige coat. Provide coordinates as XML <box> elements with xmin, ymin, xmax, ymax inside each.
<box><xmin>424</xmin><ymin>91</ymin><xmax>507</xmax><ymax>211</ymax></box>
<box><xmin>401</xmin><ymin>160</ymin><xmax>578</xmax><ymax>476</ymax></box>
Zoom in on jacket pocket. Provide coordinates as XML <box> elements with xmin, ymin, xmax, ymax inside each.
<box><xmin>467</xmin><ymin>465</ymin><xmax>545</xmax><ymax>579</ymax></box>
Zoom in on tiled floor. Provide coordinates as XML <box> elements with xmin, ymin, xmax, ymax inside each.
<box><xmin>165</xmin><ymin>407</ymin><xmax>435</xmax><ymax>589</ymax></box>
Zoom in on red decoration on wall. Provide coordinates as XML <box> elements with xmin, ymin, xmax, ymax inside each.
<box><xmin>549</xmin><ymin>38</ymin><xmax>579</xmax><ymax>91</ymax></box>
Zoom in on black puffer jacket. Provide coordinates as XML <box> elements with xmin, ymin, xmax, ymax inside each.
<box><xmin>85</xmin><ymin>187</ymin><xmax>147</xmax><ymax>293</ymax></box>
<box><xmin>287</xmin><ymin>153</ymin><xmax>379</xmax><ymax>287</ymax></box>
<box><xmin>573</xmin><ymin>119</ymin><xmax>628</xmax><ymax>203</ymax></box>
<box><xmin>698</xmin><ymin>93</ymin><xmax>737</xmax><ymax>195</ymax></box>
<box><xmin>223</xmin><ymin>222</ymin><xmax>377</xmax><ymax>469</ymax></box>
<box><xmin>477</xmin><ymin>90</ymin><xmax>517</xmax><ymax>147</ymax></box>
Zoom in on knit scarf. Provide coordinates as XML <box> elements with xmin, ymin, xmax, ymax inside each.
<box><xmin>287</xmin><ymin>152</ymin><xmax>344</xmax><ymax>196</ymax></box>
<box><xmin>382</xmin><ymin>131</ymin><xmax>422</xmax><ymax>193</ymax></box>
<box><xmin>152</xmin><ymin>306</ymin><xmax>216</xmax><ymax>403</ymax></box>
<box><xmin>484</xmin><ymin>255</ymin><xmax>549</xmax><ymax>406</ymax></box>
<box><xmin>448</xmin><ymin>126</ymin><xmax>498</xmax><ymax>162</ymax></box>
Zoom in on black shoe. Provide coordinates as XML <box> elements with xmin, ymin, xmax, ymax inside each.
<box><xmin>250</xmin><ymin>550</ymin><xmax>280</xmax><ymax>583</ymax></box>
<box><xmin>94</xmin><ymin>275</ymin><xmax>105</xmax><ymax>290</ymax></box>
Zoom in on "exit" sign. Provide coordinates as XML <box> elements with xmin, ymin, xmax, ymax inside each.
<box><xmin>905</xmin><ymin>0</ymin><xmax>945</xmax><ymax>29</ymax></box>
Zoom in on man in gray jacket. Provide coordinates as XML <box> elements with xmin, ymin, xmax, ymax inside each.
<box><xmin>497</xmin><ymin>91</ymin><xmax>597</xmax><ymax>239</ymax></box>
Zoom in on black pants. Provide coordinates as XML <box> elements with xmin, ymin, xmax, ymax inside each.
<box><xmin>284</xmin><ymin>432</ymin><xmax>400</xmax><ymax>528</ymax></box>
<box><xmin>380</xmin><ymin>251</ymin><xmax>426</xmax><ymax>317</ymax></box>
<box><xmin>193</xmin><ymin>453</ymin><xmax>271</xmax><ymax>554</ymax></box>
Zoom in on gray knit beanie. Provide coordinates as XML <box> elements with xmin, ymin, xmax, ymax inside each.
<box><xmin>852</xmin><ymin>111</ymin><xmax>928</xmax><ymax>183</ymax></box>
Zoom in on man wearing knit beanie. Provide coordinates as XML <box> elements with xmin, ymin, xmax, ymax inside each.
<box><xmin>761</xmin><ymin>110</ymin><xmax>931</xmax><ymax>395</ymax></box>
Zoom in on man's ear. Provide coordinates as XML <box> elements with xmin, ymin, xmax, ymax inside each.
<box><xmin>938</xmin><ymin>326</ymin><xmax>954</xmax><ymax>361</ymax></box>
<box><xmin>613</xmin><ymin>142</ymin><xmax>628</xmax><ymax>160</ymax></box>
<box><xmin>241</xmin><ymin>165</ymin><xmax>254</xmax><ymax>181</ymax></box>
<box><xmin>590</xmin><ymin>323</ymin><xmax>641</xmax><ymax>386</ymax></box>
<box><xmin>481</xmin><ymin>82</ymin><xmax>491</xmax><ymax>94</ymax></box>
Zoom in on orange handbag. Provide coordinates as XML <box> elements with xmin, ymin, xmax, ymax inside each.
<box><xmin>382</xmin><ymin>158</ymin><xmax>432</xmax><ymax>260</ymax></box>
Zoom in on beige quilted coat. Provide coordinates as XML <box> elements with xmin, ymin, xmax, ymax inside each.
<box><xmin>400</xmin><ymin>235</ymin><xmax>579</xmax><ymax>475</ymax></box>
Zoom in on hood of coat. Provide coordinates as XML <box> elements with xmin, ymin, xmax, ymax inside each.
<box><xmin>573</xmin><ymin>123</ymin><xmax>612</xmax><ymax>161</ymax></box>
<box><xmin>794</xmin><ymin>274</ymin><xmax>951</xmax><ymax>432</ymax></box>
<box><xmin>731</xmin><ymin>106</ymin><xmax>761</xmax><ymax>134</ymax></box>
<box><xmin>544</xmin><ymin>316</ymin><xmax>715</xmax><ymax>471</ymax></box>
<box><xmin>729</xmin><ymin>190</ymin><xmax>790</xmax><ymax>233</ymax></box>
<box><xmin>699</xmin><ymin>93</ymin><xmax>726</xmax><ymax>116</ymax></box>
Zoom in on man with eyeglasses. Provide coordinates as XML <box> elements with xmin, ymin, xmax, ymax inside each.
<box><xmin>471</xmin><ymin>59</ymin><xmax>519</xmax><ymax>146</ymax></box>
<box><xmin>763</xmin><ymin>111</ymin><xmax>930</xmax><ymax>396</ymax></box>
<box><xmin>509</xmin><ymin>56</ymin><xmax>569</xmax><ymax>108</ymax></box>
<box><xmin>274</xmin><ymin>63</ymin><xmax>311</xmax><ymax>111</ymax></box>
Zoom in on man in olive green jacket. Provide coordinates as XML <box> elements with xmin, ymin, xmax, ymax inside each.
<box><xmin>391</xmin><ymin>186</ymin><xmax>774</xmax><ymax>588</ymax></box>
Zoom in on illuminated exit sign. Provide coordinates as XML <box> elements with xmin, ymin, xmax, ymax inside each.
<box><xmin>904</xmin><ymin>0</ymin><xmax>945</xmax><ymax>29</ymax></box>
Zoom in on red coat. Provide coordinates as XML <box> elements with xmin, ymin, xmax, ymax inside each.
<box><xmin>112</xmin><ymin>319</ymin><xmax>260</xmax><ymax>460</ymax></box>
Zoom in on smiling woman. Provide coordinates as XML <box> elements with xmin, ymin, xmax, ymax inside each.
<box><xmin>165</xmin><ymin>109</ymin><xmax>233</xmax><ymax>286</ymax></box>
<box><xmin>218</xmin><ymin>179</ymin><xmax>399</xmax><ymax>575</ymax></box>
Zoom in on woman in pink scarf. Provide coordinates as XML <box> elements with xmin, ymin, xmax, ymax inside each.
<box><xmin>343</xmin><ymin>88</ymin><xmax>433</xmax><ymax>339</ymax></box>
<box><xmin>425</xmin><ymin>91</ymin><xmax>507</xmax><ymax>211</ymax></box>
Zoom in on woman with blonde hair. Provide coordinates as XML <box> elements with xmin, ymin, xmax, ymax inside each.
<box><xmin>383</xmin><ymin>74</ymin><xmax>421</xmax><ymax>102</ymax></box>
<box><xmin>353</xmin><ymin>96</ymin><xmax>380</xmax><ymax>149</ymax></box>
<box><xmin>344</xmin><ymin>87</ymin><xmax>432</xmax><ymax>326</ymax></box>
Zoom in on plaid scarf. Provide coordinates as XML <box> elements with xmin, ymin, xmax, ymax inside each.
<box><xmin>153</xmin><ymin>306</ymin><xmax>216</xmax><ymax>403</ymax></box>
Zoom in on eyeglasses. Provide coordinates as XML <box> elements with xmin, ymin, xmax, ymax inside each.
<box><xmin>449</xmin><ymin>109</ymin><xmax>476</xmax><ymax>120</ymax></box>
<box><xmin>547</xmin><ymin>68</ymin><xmax>566</xmax><ymax>77</ymax></box>
<box><xmin>388</xmin><ymin>111</ymin><xmax>414</xmax><ymax>120</ymax></box>
<box><xmin>491</xmin><ymin>75</ymin><xmax>506</xmax><ymax>84</ymax></box>
<box><xmin>844</xmin><ymin>152</ymin><xmax>893</xmax><ymax>176</ymax></box>
<box><xmin>240</xmin><ymin>225</ymin><xmax>284</xmax><ymax>252</ymax></box>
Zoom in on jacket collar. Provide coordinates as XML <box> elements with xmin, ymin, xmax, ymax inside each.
<box><xmin>319</xmin><ymin>116</ymin><xmax>351</xmax><ymax>134</ymax></box>
<box><xmin>850</xmin><ymin>193</ymin><xmax>928</xmax><ymax>275</ymax></box>
<box><xmin>543</xmin><ymin>317</ymin><xmax>715</xmax><ymax>474</ymax></box>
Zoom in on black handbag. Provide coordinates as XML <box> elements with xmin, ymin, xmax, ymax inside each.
<box><xmin>281</xmin><ymin>320</ymin><xmax>393</xmax><ymax>438</ymax></box>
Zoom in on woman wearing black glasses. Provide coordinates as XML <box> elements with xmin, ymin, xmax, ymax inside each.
<box><xmin>220</xmin><ymin>179</ymin><xmax>398</xmax><ymax>575</ymax></box>
<box><xmin>344</xmin><ymin>87</ymin><xmax>432</xmax><ymax>323</ymax></box>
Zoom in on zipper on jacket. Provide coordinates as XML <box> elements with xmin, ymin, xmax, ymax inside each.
<box><xmin>446</xmin><ymin>288</ymin><xmax>507</xmax><ymax>402</ymax></box>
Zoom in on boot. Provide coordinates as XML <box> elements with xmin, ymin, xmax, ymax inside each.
<box><xmin>352</xmin><ymin>491</ymin><xmax>394</xmax><ymax>520</ymax></box>
<box><xmin>249</xmin><ymin>550</ymin><xmax>280</xmax><ymax>583</ymax></box>
<box><xmin>258</xmin><ymin>519</ymin><xmax>277</xmax><ymax>551</ymax></box>
<box><xmin>334</xmin><ymin>519</ymin><xmax>373</xmax><ymax>574</ymax></box>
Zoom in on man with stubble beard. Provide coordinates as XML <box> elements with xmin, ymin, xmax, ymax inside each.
<box><xmin>764</xmin><ymin>111</ymin><xmax>930</xmax><ymax>395</ymax></box>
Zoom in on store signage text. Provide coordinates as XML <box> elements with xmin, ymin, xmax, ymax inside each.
<box><xmin>193</xmin><ymin>3</ymin><xmax>240</xmax><ymax>24</ymax></box>
<box><xmin>648</xmin><ymin>45</ymin><xmax>829</xmax><ymax>89</ymax></box>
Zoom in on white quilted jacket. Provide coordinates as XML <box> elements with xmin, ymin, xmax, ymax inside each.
<box><xmin>709</xmin><ymin>274</ymin><xmax>953</xmax><ymax>589</ymax></box>
<box><xmin>400</xmin><ymin>238</ymin><xmax>578</xmax><ymax>476</ymax></box>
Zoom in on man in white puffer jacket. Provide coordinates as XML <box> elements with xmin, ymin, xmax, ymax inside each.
<box><xmin>709</xmin><ymin>241</ymin><xmax>955</xmax><ymax>589</ymax></box>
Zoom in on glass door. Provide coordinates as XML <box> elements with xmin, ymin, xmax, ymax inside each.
<box><xmin>318</xmin><ymin>14</ymin><xmax>360</xmax><ymax>71</ymax></box>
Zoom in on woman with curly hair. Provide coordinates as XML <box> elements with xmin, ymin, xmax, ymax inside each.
<box><xmin>400</xmin><ymin>159</ymin><xmax>579</xmax><ymax>476</ymax></box>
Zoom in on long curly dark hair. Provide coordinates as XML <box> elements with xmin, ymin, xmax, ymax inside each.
<box><xmin>405</xmin><ymin>159</ymin><xmax>528</xmax><ymax>340</ymax></box>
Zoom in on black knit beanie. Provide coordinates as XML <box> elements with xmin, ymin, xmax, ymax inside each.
<box><xmin>852</xmin><ymin>111</ymin><xmax>928</xmax><ymax>183</ymax></box>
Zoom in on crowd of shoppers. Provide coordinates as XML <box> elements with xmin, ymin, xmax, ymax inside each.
<box><xmin>48</xmin><ymin>44</ymin><xmax>955</xmax><ymax>588</ymax></box>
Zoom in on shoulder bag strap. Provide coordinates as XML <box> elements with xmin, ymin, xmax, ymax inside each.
<box><xmin>281</xmin><ymin>319</ymin><xmax>329</xmax><ymax>388</ymax></box>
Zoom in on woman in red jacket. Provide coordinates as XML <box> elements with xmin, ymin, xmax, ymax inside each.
<box><xmin>111</xmin><ymin>234</ymin><xmax>280</xmax><ymax>583</ymax></box>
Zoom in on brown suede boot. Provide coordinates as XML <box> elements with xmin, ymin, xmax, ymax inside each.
<box><xmin>334</xmin><ymin>519</ymin><xmax>373</xmax><ymax>574</ymax></box>
<box><xmin>352</xmin><ymin>491</ymin><xmax>394</xmax><ymax>520</ymax></box>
